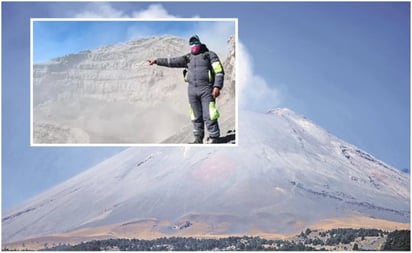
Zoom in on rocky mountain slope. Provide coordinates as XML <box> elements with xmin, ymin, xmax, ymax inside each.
<box><xmin>3</xmin><ymin>108</ymin><xmax>409</xmax><ymax>246</ymax></box>
<box><xmin>33</xmin><ymin>35</ymin><xmax>236</xmax><ymax>144</ymax></box>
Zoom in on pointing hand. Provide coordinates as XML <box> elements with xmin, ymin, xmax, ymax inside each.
<box><xmin>147</xmin><ymin>59</ymin><xmax>157</xmax><ymax>65</ymax></box>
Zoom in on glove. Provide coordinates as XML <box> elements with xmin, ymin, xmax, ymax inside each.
<box><xmin>212</xmin><ymin>87</ymin><xmax>220</xmax><ymax>98</ymax></box>
<box><xmin>147</xmin><ymin>59</ymin><xmax>157</xmax><ymax>65</ymax></box>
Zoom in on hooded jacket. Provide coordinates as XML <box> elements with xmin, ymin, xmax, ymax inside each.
<box><xmin>156</xmin><ymin>44</ymin><xmax>224</xmax><ymax>89</ymax></box>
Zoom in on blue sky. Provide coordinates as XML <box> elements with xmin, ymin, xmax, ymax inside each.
<box><xmin>2</xmin><ymin>2</ymin><xmax>410</xmax><ymax>211</ymax></box>
<box><xmin>33</xmin><ymin>20</ymin><xmax>235</xmax><ymax>63</ymax></box>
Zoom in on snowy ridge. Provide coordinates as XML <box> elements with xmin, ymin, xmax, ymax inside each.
<box><xmin>3</xmin><ymin>108</ymin><xmax>409</xmax><ymax>244</ymax></box>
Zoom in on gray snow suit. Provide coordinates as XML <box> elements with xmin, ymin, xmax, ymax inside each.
<box><xmin>156</xmin><ymin>44</ymin><xmax>224</xmax><ymax>139</ymax></box>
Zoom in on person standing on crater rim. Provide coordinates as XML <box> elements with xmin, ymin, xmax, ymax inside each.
<box><xmin>148</xmin><ymin>35</ymin><xmax>224</xmax><ymax>144</ymax></box>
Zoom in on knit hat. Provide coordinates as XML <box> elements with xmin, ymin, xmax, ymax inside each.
<box><xmin>189</xmin><ymin>35</ymin><xmax>201</xmax><ymax>45</ymax></box>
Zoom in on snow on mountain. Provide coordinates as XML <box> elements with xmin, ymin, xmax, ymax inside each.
<box><xmin>33</xmin><ymin>35</ymin><xmax>236</xmax><ymax>144</ymax></box>
<box><xmin>3</xmin><ymin>108</ymin><xmax>409</xmax><ymax>245</ymax></box>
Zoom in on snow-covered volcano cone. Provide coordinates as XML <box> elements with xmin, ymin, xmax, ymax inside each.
<box><xmin>3</xmin><ymin>108</ymin><xmax>409</xmax><ymax>245</ymax></box>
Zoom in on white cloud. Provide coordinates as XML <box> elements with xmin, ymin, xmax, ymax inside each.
<box><xmin>238</xmin><ymin>42</ymin><xmax>281</xmax><ymax>112</ymax></box>
<box><xmin>74</xmin><ymin>3</ymin><xmax>126</xmax><ymax>18</ymax></box>
<box><xmin>131</xmin><ymin>4</ymin><xmax>179</xmax><ymax>19</ymax></box>
<box><xmin>74</xmin><ymin>3</ymin><xmax>177</xmax><ymax>19</ymax></box>
<box><xmin>72</xmin><ymin>3</ymin><xmax>233</xmax><ymax>57</ymax></box>
<box><xmin>73</xmin><ymin>3</ymin><xmax>280</xmax><ymax>112</ymax></box>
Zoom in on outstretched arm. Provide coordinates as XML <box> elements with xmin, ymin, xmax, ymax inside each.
<box><xmin>148</xmin><ymin>55</ymin><xmax>189</xmax><ymax>68</ymax></box>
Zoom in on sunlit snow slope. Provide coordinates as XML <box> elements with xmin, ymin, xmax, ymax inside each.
<box><xmin>3</xmin><ymin>109</ymin><xmax>409</xmax><ymax>244</ymax></box>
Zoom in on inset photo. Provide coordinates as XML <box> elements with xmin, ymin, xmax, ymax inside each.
<box><xmin>31</xmin><ymin>19</ymin><xmax>237</xmax><ymax>146</ymax></box>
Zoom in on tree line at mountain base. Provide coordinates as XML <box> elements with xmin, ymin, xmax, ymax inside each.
<box><xmin>2</xmin><ymin>228</ymin><xmax>410</xmax><ymax>251</ymax></box>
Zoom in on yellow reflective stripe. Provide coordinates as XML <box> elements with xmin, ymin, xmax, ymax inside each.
<box><xmin>209</xmin><ymin>101</ymin><xmax>220</xmax><ymax>121</ymax></box>
<box><xmin>189</xmin><ymin>104</ymin><xmax>195</xmax><ymax>120</ymax></box>
<box><xmin>208</xmin><ymin>70</ymin><xmax>212</xmax><ymax>82</ymax></box>
<box><xmin>212</xmin><ymin>61</ymin><xmax>223</xmax><ymax>73</ymax></box>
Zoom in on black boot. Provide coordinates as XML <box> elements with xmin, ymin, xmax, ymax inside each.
<box><xmin>206</xmin><ymin>137</ymin><xmax>220</xmax><ymax>144</ymax></box>
<box><xmin>191</xmin><ymin>136</ymin><xmax>203</xmax><ymax>144</ymax></box>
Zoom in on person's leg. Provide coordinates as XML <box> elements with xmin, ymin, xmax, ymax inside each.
<box><xmin>188</xmin><ymin>86</ymin><xmax>204</xmax><ymax>143</ymax></box>
<box><xmin>200</xmin><ymin>86</ymin><xmax>220</xmax><ymax>140</ymax></box>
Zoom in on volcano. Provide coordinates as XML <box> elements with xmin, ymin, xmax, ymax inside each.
<box><xmin>3</xmin><ymin>108</ymin><xmax>409</xmax><ymax>248</ymax></box>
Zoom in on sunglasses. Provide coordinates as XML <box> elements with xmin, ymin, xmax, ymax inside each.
<box><xmin>189</xmin><ymin>40</ymin><xmax>201</xmax><ymax>45</ymax></box>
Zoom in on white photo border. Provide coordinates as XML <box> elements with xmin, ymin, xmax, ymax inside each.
<box><xmin>30</xmin><ymin>17</ymin><xmax>239</xmax><ymax>147</ymax></box>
